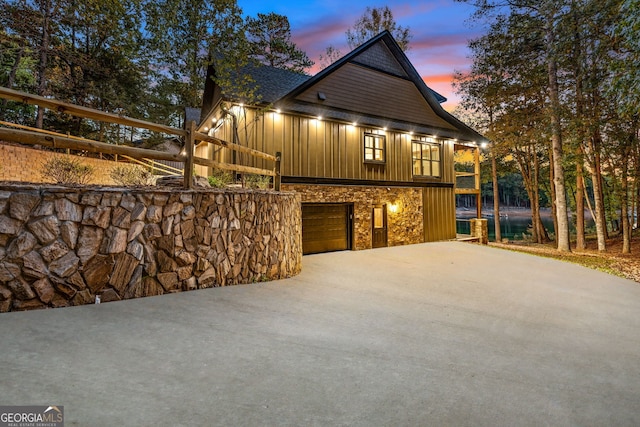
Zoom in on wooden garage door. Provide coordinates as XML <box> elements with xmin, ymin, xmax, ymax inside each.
<box><xmin>302</xmin><ymin>203</ymin><xmax>352</xmax><ymax>254</ymax></box>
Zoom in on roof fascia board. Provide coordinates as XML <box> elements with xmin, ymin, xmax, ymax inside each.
<box><xmin>276</xmin><ymin>31</ymin><xmax>392</xmax><ymax>101</ymax></box>
<box><xmin>275</xmin><ymin>30</ymin><xmax>487</xmax><ymax>143</ymax></box>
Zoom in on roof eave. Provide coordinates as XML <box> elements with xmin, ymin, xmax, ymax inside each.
<box><xmin>272</xmin><ymin>31</ymin><xmax>485</xmax><ymax>143</ymax></box>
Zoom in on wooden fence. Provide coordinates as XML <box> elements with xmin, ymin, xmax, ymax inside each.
<box><xmin>0</xmin><ymin>86</ymin><xmax>281</xmax><ymax>190</ymax></box>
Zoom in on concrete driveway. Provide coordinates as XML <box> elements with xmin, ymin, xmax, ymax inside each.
<box><xmin>1</xmin><ymin>242</ymin><xmax>639</xmax><ymax>426</ymax></box>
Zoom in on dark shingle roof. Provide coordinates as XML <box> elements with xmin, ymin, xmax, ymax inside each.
<box><xmin>245</xmin><ymin>63</ymin><xmax>446</xmax><ymax>104</ymax></box>
<box><xmin>204</xmin><ymin>32</ymin><xmax>485</xmax><ymax>143</ymax></box>
<box><xmin>244</xmin><ymin>65</ymin><xmax>311</xmax><ymax>104</ymax></box>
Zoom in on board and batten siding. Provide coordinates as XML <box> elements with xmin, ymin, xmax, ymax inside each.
<box><xmin>423</xmin><ymin>186</ymin><xmax>456</xmax><ymax>242</ymax></box>
<box><xmin>209</xmin><ymin>106</ymin><xmax>456</xmax><ymax>185</ymax></box>
<box><xmin>295</xmin><ymin>63</ymin><xmax>457</xmax><ymax>131</ymax></box>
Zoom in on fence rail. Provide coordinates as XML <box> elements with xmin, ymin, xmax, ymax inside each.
<box><xmin>121</xmin><ymin>155</ymin><xmax>184</xmax><ymax>176</ymax></box>
<box><xmin>0</xmin><ymin>86</ymin><xmax>280</xmax><ymax>189</ymax></box>
<box><xmin>0</xmin><ymin>120</ymin><xmax>186</xmax><ymax>176</ymax></box>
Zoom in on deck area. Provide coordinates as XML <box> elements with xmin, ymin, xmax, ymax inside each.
<box><xmin>456</xmin><ymin>234</ymin><xmax>481</xmax><ymax>242</ymax></box>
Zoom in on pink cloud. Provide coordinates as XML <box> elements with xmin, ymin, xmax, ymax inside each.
<box><xmin>392</xmin><ymin>3</ymin><xmax>439</xmax><ymax>19</ymax></box>
<box><xmin>291</xmin><ymin>16</ymin><xmax>352</xmax><ymax>70</ymax></box>
<box><xmin>411</xmin><ymin>52</ymin><xmax>471</xmax><ymax>72</ymax></box>
<box><xmin>411</xmin><ymin>32</ymin><xmax>477</xmax><ymax>50</ymax></box>
<box><xmin>293</xmin><ymin>21</ymin><xmax>348</xmax><ymax>51</ymax></box>
<box><xmin>422</xmin><ymin>73</ymin><xmax>456</xmax><ymax>85</ymax></box>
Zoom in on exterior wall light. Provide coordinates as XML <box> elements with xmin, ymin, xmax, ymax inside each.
<box><xmin>389</xmin><ymin>203</ymin><xmax>399</xmax><ymax>213</ymax></box>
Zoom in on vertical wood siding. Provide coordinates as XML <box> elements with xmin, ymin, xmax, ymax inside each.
<box><xmin>423</xmin><ymin>187</ymin><xmax>456</xmax><ymax>241</ymax></box>
<box><xmin>295</xmin><ymin>64</ymin><xmax>457</xmax><ymax>131</ymax></box>
<box><xmin>209</xmin><ymin>106</ymin><xmax>459</xmax><ymax>186</ymax></box>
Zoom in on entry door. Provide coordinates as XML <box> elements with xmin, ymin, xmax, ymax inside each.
<box><xmin>372</xmin><ymin>205</ymin><xmax>388</xmax><ymax>248</ymax></box>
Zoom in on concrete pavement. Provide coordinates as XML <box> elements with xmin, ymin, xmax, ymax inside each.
<box><xmin>1</xmin><ymin>242</ymin><xmax>640</xmax><ymax>426</ymax></box>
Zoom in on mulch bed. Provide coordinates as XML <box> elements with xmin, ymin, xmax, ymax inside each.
<box><xmin>489</xmin><ymin>233</ymin><xmax>640</xmax><ymax>283</ymax></box>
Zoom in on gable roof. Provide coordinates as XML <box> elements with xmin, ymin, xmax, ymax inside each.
<box><xmin>226</xmin><ymin>52</ymin><xmax>447</xmax><ymax>106</ymax></box>
<box><xmin>245</xmin><ymin>66</ymin><xmax>311</xmax><ymax>103</ymax></box>
<box><xmin>201</xmin><ymin>31</ymin><xmax>486</xmax><ymax>144</ymax></box>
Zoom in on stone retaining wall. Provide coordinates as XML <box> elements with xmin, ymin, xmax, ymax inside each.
<box><xmin>0</xmin><ymin>184</ymin><xmax>302</xmax><ymax>312</ymax></box>
<box><xmin>0</xmin><ymin>143</ymin><xmax>138</xmax><ymax>185</ymax></box>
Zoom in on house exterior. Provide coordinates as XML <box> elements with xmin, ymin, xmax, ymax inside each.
<box><xmin>197</xmin><ymin>31</ymin><xmax>487</xmax><ymax>254</ymax></box>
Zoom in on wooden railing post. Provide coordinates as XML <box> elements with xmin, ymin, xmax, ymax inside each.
<box><xmin>0</xmin><ymin>88</ymin><xmax>279</xmax><ymax>189</ymax></box>
<box><xmin>184</xmin><ymin>120</ymin><xmax>196</xmax><ymax>189</ymax></box>
<box><xmin>474</xmin><ymin>146</ymin><xmax>481</xmax><ymax>218</ymax></box>
<box><xmin>274</xmin><ymin>151</ymin><xmax>282</xmax><ymax>191</ymax></box>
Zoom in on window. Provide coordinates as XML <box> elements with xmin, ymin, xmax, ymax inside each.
<box><xmin>412</xmin><ymin>141</ymin><xmax>441</xmax><ymax>177</ymax></box>
<box><xmin>364</xmin><ymin>133</ymin><xmax>385</xmax><ymax>163</ymax></box>
<box><xmin>373</xmin><ymin>207</ymin><xmax>384</xmax><ymax>228</ymax></box>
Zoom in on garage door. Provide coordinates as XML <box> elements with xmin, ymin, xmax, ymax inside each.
<box><xmin>302</xmin><ymin>203</ymin><xmax>352</xmax><ymax>254</ymax></box>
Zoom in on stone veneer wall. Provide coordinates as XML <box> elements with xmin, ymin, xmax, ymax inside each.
<box><xmin>283</xmin><ymin>184</ymin><xmax>423</xmax><ymax>250</ymax></box>
<box><xmin>0</xmin><ymin>142</ymin><xmax>140</xmax><ymax>185</ymax></box>
<box><xmin>0</xmin><ymin>184</ymin><xmax>302</xmax><ymax>312</ymax></box>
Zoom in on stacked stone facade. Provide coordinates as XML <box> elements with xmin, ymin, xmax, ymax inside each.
<box><xmin>0</xmin><ymin>143</ymin><xmax>140</xmax><ymax>185</ymax></box>
<box><xmin>0</xmin><ymin>184</ymin><xmax>302</xmax><ymax>312</ymax></box>
<box><xmin>283</xmin><ymin>184</ymin><xmax>423</xmax><ymax>250</ymax></box>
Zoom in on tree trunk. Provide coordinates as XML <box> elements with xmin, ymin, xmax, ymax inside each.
<box><xmin>572</xmin><ymin>11</ymin><xmax>587</xmax><ymax>251</ymax></box>
<box><xmin>622</xmin><ymin>182</ymin><xmax>630</xmax><ymax>254</ymax></box>
<box><xmin>589</xmin><ymin>132</ymin><xmax>607</xmax><ymax>251</ymax></box>
<box><xmin>533</xmin><ymin>152</ymin><xmax>541</xmax><ymax>243</ymax></box>
<box><xmin>621</xmin><ymin>139</ymin><xmax>632</xmax><ymax>254</ymax></box>
<box><xmin>514</xmin><ymin>148</ymin><xmax>549</xmax><ymax>243</ymax></box>
<box><xmin>631</xmin><ymin>143</ymin><xmax>640</xmax><ymax>233</ymax></box>
<box><xmin>548</xmin><ymin>146</ymin><xmax>559</xmax><ymax>244</ymax></box>
<box><xmin>523</xmin><ymin>180</ymin><xmax>539</xmax><ymax>242</ymax></box>
<box><xmin>491</xmin><ymin>148</ymin><xmax>502</xmax><ymax>242</ymax></box>
<box><xmin>598</xmin><ymin>140</ymin><xmax>609</xmax><ymax>238</ymax></box>
<box><xmin>575</xmin><ymin>160</ymin><xmax>586</xmax><ymax>250</ymax></box>
<box><xmin>534</xmin><ymin>153</ymin><xmax>550</xmax><ymax>243</ymax></box>
<box><xmin>545</xmin><ymin>15</ymin><xmax>571</xmax><ymax>251</ymax></box>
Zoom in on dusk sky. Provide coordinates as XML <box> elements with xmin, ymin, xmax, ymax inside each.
<box><xmin>239</xmin><ymin>0</ymin><xmax>485</xmax><ymax>111</ymax></box>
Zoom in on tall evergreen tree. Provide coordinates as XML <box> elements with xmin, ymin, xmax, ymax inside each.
<box><xmin>455</xmin><ymin>12</ymin><xmax>552</xmax><ymax>243</ymax></box>
<box><xmin>246</xmin><ymin>12</ymin><xmax>313</xmax><ymax>73</ymax></box>
<box><xmin>458</xmin><ymin>0</ymin><xmax>571</xmax><ymax>251</ymax></box>
<box><xmin>610</xmin><ymin>0</ymin><xmax>640</xmax><ymax>118</ymax></box>
<box><xmin>144</xmin><ymin>0</ymin><xmax>250</xmax><ymax>113</ymax></box>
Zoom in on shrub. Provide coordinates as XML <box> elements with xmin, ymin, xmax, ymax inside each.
<box><xmin>110</xmin><ymin>165</ymin><xmax>154</xmax><ymax>186</ymax></box>
<box><xmin>243</xmin><ymin>174</ymin><xmax>271</xmax><ymax>190</ymax></box>
<box><xmin>208</xmin><ymin>170</ymin><xmax>234</xmax><ymax>188</ymax></box>
<box><xmin>41</xmin><ymin>155</ymin><xmax>94</xmax><ymax>185</ymax></box>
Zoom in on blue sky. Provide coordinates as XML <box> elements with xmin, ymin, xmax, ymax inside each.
<box><xmin>239</xmin><ymin>0</ymin><xmax>484</xmax><ymax>110</ymax></box>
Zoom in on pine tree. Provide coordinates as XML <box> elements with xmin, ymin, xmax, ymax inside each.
<box><xmin>246</xmin><ymin>12</ymin><xmax>313</xmax><ymax>73</ymax></box>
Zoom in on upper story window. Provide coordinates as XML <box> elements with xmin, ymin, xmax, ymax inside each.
<box><xmin>364</xmin><ymin>133</ymin><xmax>385</xmax><ymax>163</ymax></box>
<box><xmin>412</xmin><ymin>141</ymin><xmax>441</xmax><ymax>177</ymax></box>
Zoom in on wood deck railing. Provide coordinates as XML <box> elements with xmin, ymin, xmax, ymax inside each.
<box><xmin>0</xmin><ymin>86</ymin><xmax>281</xmax><ymax>190</ymax></box>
